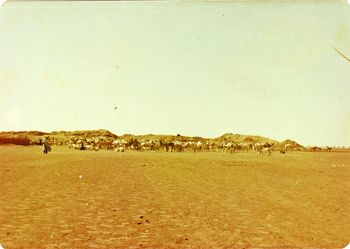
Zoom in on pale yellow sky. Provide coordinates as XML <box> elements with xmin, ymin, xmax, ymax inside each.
<box><xmin>0</xmin><ymin>1</ymin><xmax>349</xmax><ymax>146</ymax></box>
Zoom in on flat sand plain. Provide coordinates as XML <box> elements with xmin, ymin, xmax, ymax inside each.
<box><xmin>0</xmin><ymin>146</ymin><xmax>349</xmax><ymax>248</ymax></box>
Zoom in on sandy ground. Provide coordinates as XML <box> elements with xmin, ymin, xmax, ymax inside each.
<box><xmin>0</xmin><ymin>146</ymin><xmax>349</xmax><ymax>249</ymax></box>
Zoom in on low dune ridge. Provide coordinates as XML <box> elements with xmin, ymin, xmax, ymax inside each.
<box><xmin>214</xmin><ymin>133</ymin><xmax>278</xmax><ymax>144</ymax></box>
<box><xmin>1</xmin><ymin>129</ymin><xmax>283</xmax><ymax>146</ymax></box>
<box><xmin>273</xmin><ymin>139</ymin><xmax>306</xmax><ymax>151</ymax></box>
<box><xmin>0</xmin><ymin>129</ymin><xmax>116</xmax><ymax>144</ymax></box>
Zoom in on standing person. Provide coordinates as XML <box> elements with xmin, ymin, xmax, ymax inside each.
<box><xmin>43</xmin><ymin>137</ymin><xmax>51</xmax><ymax>154</ymax></box>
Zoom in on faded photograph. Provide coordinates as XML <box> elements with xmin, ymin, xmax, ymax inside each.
<box><xmin>0</xmin><ymin>0</ymin><xmax>349</xmax><ymax>248</ymax></box>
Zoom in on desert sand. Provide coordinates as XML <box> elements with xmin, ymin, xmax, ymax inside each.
<box><xmin>0</xmin><ymin>146</ymin><xmax>349</xmax><ymax>248</ymax></box>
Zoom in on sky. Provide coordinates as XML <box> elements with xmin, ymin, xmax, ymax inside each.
<box><xmin>0</xmin><ymin>1</ymin><xmax>349</xmax><ymax>146</ymax></box>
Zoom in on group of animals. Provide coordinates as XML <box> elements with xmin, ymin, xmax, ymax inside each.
<box><xmin>34</xmin><ymin>136</ymin><xmax>308</xmax><ymax>156</ymax></box>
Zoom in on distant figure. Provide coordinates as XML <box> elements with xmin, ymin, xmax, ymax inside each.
<box><xmin>43</xmin><ymin>138</ymin><xmax>51</xmax><ymax>154</ymax></box>
<box><xmin>114</xmin><ymin>106</ymin><xmax>118</xmax><ymax>110</ymax></box>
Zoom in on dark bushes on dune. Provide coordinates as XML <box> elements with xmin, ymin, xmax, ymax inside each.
<box><xmin>0</xmin><ymin>137</ymin><xmax>31</xmax><ymax>146</ymax></box>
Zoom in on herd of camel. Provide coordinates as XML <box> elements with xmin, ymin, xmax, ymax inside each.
<box><xmin>30</xmin><ymin>135</ymin><xmax>329</xmax><ymax>156</ymax></box>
